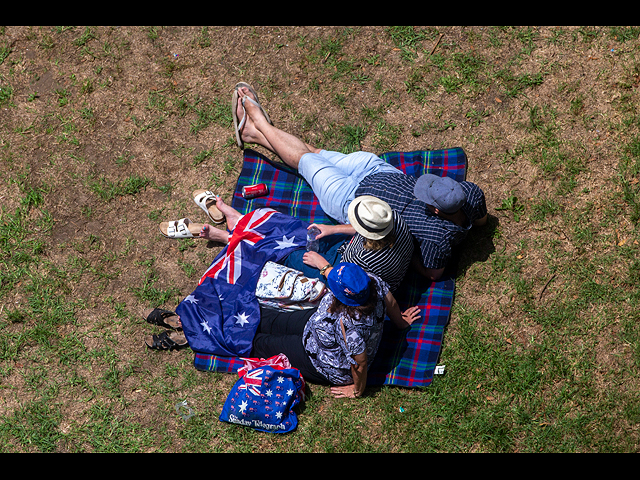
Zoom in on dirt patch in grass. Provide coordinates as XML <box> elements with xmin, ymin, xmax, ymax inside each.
<box><xmin>1</xmin><ymin>26</ymin><xmax>640</xmax><ymax>452</ymax></box>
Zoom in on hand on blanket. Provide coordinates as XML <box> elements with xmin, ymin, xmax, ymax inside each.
<box><xmin>401</xmin><ymin>306</ymin><xmax>421</xmax><ymax>327</ymax></box>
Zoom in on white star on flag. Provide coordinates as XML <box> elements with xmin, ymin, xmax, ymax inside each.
<box><xmin>200</xmin><ymin>320</ymin><xmax>212</xmax><ymax>334</ymax></box>
<box><xmin>234</xmin><ymin>312</ymin><xmax>250</xmax><ymax>327</ymax></box>
<box><xmin>184</xmin><ymin>294</ymin><xmax>198</xmax><ymax>303</ymax></box>
<box><xmin>239</xmin><ymin>400</ymin><xmax>248</xmax><ymax>413</ymax></box>
<box><xmin>274</xmin><ymin>234</ymin><xmax>298</xmax><ymax>250</ymax></box>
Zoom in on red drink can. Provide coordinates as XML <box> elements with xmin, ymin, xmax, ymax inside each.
<box><xmin>242</xmin><ymin>183</ymin><xmax>269</xmax><ymax>199</ymax></box>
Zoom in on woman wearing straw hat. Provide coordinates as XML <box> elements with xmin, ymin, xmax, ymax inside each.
<box><xmin>253</xmin><ymin>262</ymin><xmax>419</xmax><ymax>398</ymax></box>
<box><xmin>295</xmin><ymin>195</ymin><xmax>414</xmax><ymax>294</ymax></box>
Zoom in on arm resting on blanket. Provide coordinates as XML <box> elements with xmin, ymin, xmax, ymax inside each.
<box><xmin>331</xmin><ymin>352</ymin><xmax>368</xmax><ymax>398</ymax></box>
<box><xmin>385</xmin><ymin>291</ymin><xmax>420</xmax><ymax>329</ymax></box>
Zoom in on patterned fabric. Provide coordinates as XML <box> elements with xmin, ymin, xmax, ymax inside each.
<box><xmin>302</xmin><ymin>273</ymin><xmax>388</xmax><ymax>385</ymax></box>
<box><xmin>177</xmin><ymin>209</ymin><xmax>310</xmax><ymax>357</ymax></box>
<box><xmin>255</xmin><ymin>261</ymin><xmax>325</xmax><ymax>311</ymax></box>
<box><xmin>193</xmin><ymin>148</ymin><xmax>467</xmax><ymax>388</ymax></box>
<box><xmin>219</xmin><ymin>364</ymin><xmax>304</xmax><ymax>433</ymax></box>
<box><xmin>338</xmin><ymin>211</ymin><xmax>414</xmax><ymax>292</ymax></box>
<box><xmin>356</xmin><ymin>174</ymin><xmax>487</xmax><ymax>270</ymax></box>
<box><xmin>232</xmin><ymin>153</ymin><xmax>336</xmax><ymax>226</ymax></box>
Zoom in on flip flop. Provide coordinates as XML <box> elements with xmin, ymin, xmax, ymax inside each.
<box><xmin>145</xmin><ymin>331</ymin><xmax>188</xmax><ymax>351</ymax></box>
<box><xmin>192</xmin><ymin>189</ymin><xmax>225</xmax><ymax>224</ymax></box>
<box><xmin>232</xmin><ymin>81</ymin><xmax>272</xmax><ymax>149</ymax></box>
<box><xmin>144</xmin><ymin>308</ymin><xmax>182</xmax><ymax>330</ymax></box>
<box><xmin>159</xmin><ymin>218</ymin><xmax>200</xmax><ymax>239</ymax></box>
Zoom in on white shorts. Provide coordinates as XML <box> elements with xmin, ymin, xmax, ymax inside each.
<box><xmin>298</xmin><ymin>150</ymin><xmax>402</xmax><ymax>224</ymax></box>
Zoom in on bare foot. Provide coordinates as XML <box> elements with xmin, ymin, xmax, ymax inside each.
<box><xmin>236</xmin><ymin>87</ymin><xmax>274</xmax><ymax>149</ymax></box>
<box><xmin>199</xmin><ymin>224</ymin><xmax>230</xmax><ymax>244</ymax></box>
<box><xmin>215</xmin><ymin>196</ymin><xmax>242</xmax><ymax>231</ymax></box>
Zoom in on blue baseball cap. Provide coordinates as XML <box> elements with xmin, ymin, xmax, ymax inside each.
<box><xmin>326</xmin><ymin>263</ymin><xmax>371</xmax><ymax>307</ymax></box>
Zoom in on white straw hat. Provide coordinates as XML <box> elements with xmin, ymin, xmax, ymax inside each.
<box><xmin>347</xmin><ymin>196</ymin><xmax>394</xmax><ymax>241</ymax></box>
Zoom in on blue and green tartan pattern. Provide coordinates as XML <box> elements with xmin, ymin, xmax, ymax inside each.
<box><xmin>193</xmin><ymin>147</ymin><xmax>467</xmax><ymax>388</ymax></box>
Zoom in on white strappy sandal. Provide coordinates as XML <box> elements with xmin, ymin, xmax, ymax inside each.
<box><xmin>159</xmin><ymin>218</ymin><xmax>199</xmax><ymax>239</ymax></box>
<box><xmin>192</xmin><ymin>189</ymin><xmax>225</xmax><ymax>224</ymax></box>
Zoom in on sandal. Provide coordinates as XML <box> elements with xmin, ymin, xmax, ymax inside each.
<box><xmin>159</xmin><ymin>218</ymin><xmax>200</xmax><ymax>239</ymax></box>
<box><xmin>232</xmin><ymin>82</ymin><xmax>272</xmax><ymax>149</ymax></box>
<box><xmin>144</xmin><ymin>308</ymin><xmax>182</xmax><ymax>330</ymax></box>
<box><xmin>145</xmin><ymin>331</ymin><xmax>188</xmax><ymax>351</ymax></box>
<box><xmin>192</xmin><ymin>189</ymin><xmax>225</xmax><ymax>224</ymax></box>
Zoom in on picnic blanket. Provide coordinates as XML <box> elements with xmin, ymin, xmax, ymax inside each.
<box><xmin>193</xmin><ymin>147</ymin><xmax>467</xmax><ymax>388</ymax></box>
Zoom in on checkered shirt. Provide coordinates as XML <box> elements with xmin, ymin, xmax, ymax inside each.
<box><xmin>355</xmin><ymin>172</ymin><xmax>487</xmax><ymax>269</ymax></box>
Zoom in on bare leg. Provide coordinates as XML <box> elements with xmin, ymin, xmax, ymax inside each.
<box><xmin>236</xmin><ymin>88</ymin><xmax>276</xmax><ymax>153</ymax></box>
<box><xmin>237</xmin><ymin>87</ymin><xmax>321</xmax><ymax>169</ymax></box>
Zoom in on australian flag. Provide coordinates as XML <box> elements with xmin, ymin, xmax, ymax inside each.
<box><xmin>175</xmin><ymin>208</ymin><xmax>309</xmax><ymax>357</ymax></box>
<box><xmin>219</xmin><ymin>365</ymin><xmax>304</xmax><ymax>433</ymax></box>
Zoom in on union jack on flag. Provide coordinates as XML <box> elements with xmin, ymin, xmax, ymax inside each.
<box><xmin>238</xmin><ymin>368</ymin><xmax>264</xmax><ymax>396</ymax></box>
<box><xmin>198</xmin><ymin>208</ymin><xmax>277</xmax><ymax>286</ymax></box>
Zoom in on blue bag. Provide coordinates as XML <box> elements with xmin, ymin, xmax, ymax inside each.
<box><xmin>219</xmin><ymin>365</ymin><xmax>304</xmax><ymax>433</ymax></box>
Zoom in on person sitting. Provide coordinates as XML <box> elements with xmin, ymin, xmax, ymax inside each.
<box><xmin>232</xmin><ymin>82</ymin><xmax>488</xmax><ymax>282</ymax></box>
<box><xmin>159</xmin><ymin>194</ymin><xmax>417</xmax><ymax>322</ymax></box>
<box><xmin>254</xmin><ymin>262</ymin><xmax>418</xmax><ymax>398</ymax></box>
<box><xmin>143</xmin><ymin>262</ymin><xmax>419</xmax><ymax>399</ymax></box>
<box><xmin>283</xmin><ymin>195</ymin><xmax>414</xmax><ymax>293</ymax></box>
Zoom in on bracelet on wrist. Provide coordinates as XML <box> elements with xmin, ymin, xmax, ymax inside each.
<box><xmin>319</xmin><ymin>264</ymin><xmax>332</xmax><ymax>276</ymax></box>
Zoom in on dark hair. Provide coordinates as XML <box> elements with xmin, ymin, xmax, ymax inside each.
<box><xmin>328</xmin><ymin>278</ymin><xmax>379</xmax><ymax>319</ymax></box>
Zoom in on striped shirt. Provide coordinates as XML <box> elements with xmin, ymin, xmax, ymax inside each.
<box><xmin>339</xmin><ymin>210</ymin><xmax>414</xmax><ymax>292</ymax></box>
<box><xmin>356</xmin><ymin>172</ymin><xmax>487</xmax><ymax>270</ymax></box>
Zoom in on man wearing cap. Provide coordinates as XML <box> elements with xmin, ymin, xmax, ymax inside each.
<box><xmin>355</xmin><ymin>171</ymin><xmax>487</xmax><ymax>281</ymax></box>
<box><xmin>234</xmin><ymin>83</ymin><xmax>487</xmax><ymax>281</ymax></box>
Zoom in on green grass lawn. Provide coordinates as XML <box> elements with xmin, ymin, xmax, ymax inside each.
<box><xmin>1</xmin><ymin>26</ymin><xmax>639</xmax><ymax>452</ymax></box>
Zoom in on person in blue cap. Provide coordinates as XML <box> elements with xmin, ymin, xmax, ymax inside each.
<box><xmin>253</xmin><ymin>262</ymin><xmax>419</xmax><ymax>399</ymax></box>
<box><xmin>232</xmin><ymin>83</ymin><xmax>487</xmax><ymax>282</ymax></box>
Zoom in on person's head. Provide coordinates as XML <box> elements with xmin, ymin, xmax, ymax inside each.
<box><xmin>348</xmin><ymin>195</ymin><xmax>394</xmax><ymax>249</ymax></box>
<box><xmin>326</xmin><ymin>262</ymin><xmax>377</xmax><ymax>317</ymax></box>
<box><xmin>414</xmin><ymin>174</ymin><xmax>466</xmax><ymax>215</ymax></box>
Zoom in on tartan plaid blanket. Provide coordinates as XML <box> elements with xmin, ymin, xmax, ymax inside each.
<box><xmin>193</xmin><ymin>147</ymin><xmax>467</xmax><ymax>388</ymax></box>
